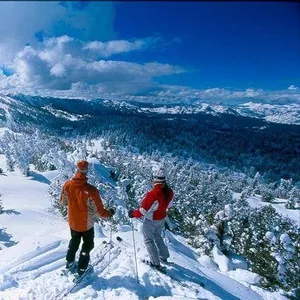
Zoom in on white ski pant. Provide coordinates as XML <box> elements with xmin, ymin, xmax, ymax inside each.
<box><xmin>143</xmin><ymin>218</ymin><xmax>169</xmax><ymax>265</ymax></box>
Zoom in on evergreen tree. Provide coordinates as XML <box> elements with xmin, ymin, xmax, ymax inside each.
<box><xmin>276</xmin><ymin>179</ymin><xmax>293</xmax><ymax>199</ymax></box>
<box><xmin>285</xmin><ymin>187</ymin><xmax>300</xmax><ymax>209</ymax></box>
<box><xmin>43</xmin><ymin>149</ymin><xmax>75</xmax><ymax>217</ymax></box>
<box><xmin>260</xmin><ymin>186</ymin><xmax>275</xmax><ymax>203</ymax></box>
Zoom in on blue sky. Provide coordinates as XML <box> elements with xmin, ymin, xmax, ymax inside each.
<box><xmin>113</xmin><ymin>2</ymin><xmax>300</xmax><ymax>90</ymax></box>
<box><xmin>0</xmin><ymin>1</ymin><xmax>299</xmax><ymax>104</ymax></box>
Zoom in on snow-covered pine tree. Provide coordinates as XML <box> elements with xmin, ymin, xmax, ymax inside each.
<box><xmin>276</xmin><ymin>178</ymin><xmax>293</xmax><ymax>199</ymax></box>
<box><xmin>0</xmin><ymin>130</ymin><xmax>17</xmax><ymax>171</ymax></box>
<box><xmin>260</xmin><ymin>186</ymin><xmax>275</xmax><ymax>203</ymax></box>
<box><xmin>31</xmin><ymin>130</ymin><xmax>59</xmax><ymax>171</ymax></box>
<box><xmin>2</xmin><ymin>131</ymin><xmax>35</xmax><ymax>176</ymax></box>
<box><xmin>212</xmin><ymin>204</ymin><xmax>234</xmax><ymax>254</ymax></box>
<box><xmin>265</xmin><ymin>230</ymin><xmax>300</xmax><ymax>291</ymax></box>
<box><xmin>69</xmin><ymin>140</ymin><xmax>88</xmax><ymax>163</ymax></box>
<box><xmin>233</xmin><ymin>205</ymin><xmax>299</xmax><ymax>291</ymax></box>
<box><xmin>183</xmin><ymin>214</ymin><xmax>219</xmax><ymax>255</ymax></box>
<box><xmin>228</xmin><ymin>193</ymin><xmax>252</xmax><ymax>256</ymax></box>
<box><xmin>251</xmin><ymin>172</ymin><xmax>262</xmax><ymax>195</ymax></box>
<box><xmin>49</xmin><ymin>178</ymin><xmax>67</xmax><ymax>217</ymax></box>
<box><xmin>42</xmin><ymin>148</ymin><xmax>75</xmax><ymax>217</ymax></box>
<box><xmin>285</xmin><ymin>187</ymin><xmax>300</xmax><ymax>209</ymax></box>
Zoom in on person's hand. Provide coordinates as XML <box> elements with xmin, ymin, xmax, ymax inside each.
<box><xmin>109</xmin><ymin>208</ymin><xmax>115</xmax><ymax>216</ymax></box>
<box><xmin>128</xmin><ymin>209</ymin><xmax>134</xmax><ymax>218</ymax></box>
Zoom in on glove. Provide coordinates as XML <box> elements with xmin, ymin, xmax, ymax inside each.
<box><xmin>128</xmin><ymin>209</ymin><xmax>134</xmax><ymax>218</ymax></box>
<box><xmin>109</xmin><ymin>208</ymin><xmax>115</xmax><ymax>216</ymax></box>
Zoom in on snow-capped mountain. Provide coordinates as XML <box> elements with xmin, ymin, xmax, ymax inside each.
<box><xmin>0</xmin><ymin>93</ymin><xmax>299</xmax><ymax>127</ymax></box>
<box><xmin>237</xmin><ymin>102</ymin><xmax>300</xmax><ymax>125</ymax></box>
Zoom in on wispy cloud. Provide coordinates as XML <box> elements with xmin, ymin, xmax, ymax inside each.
<box><xmin>83</xmin><ymin>36</ymin><xmax>162</xmax><ymax>57</ymax></box>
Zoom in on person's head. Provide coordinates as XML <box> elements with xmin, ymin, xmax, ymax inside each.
<box><xmin>77</xmin><ymin>160</ymin><xmax>89</xmax><ymax>174</ymax></box>
<box><xmin>152</xmin><ymin>166</ymin><xmax>165</xmax><ymax>184</ymax></box>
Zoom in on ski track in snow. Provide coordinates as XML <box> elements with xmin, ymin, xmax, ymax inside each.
<box><xmin>0</xmin><ymin>157</ymin><xmax>289</xmax><ymax>300</ymax></box>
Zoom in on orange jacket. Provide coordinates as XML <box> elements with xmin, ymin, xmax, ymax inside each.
<box><xmin>60</xmin><ymin>172</ymin><xmax>111</xmax><ymax>232</ymax></box>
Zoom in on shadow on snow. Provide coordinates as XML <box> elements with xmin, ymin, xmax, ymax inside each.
<box><xmin>0</xmin><ymin>227</ymin><xmax>18</xmax><ymax>248</ymax></box>
<box><xmin>28</xmin><ymin>171</ymin><xmax>51</xmax><ymax>185</ymax></box>
<box><xmin>2</xmin><ymin>209</ymin><xmax>21</xmax><ymax>216</ymax></box>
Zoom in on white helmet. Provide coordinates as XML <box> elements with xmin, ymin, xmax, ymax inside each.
<box><xmin>152</xmin><ymin>165</ymin><xmax>165</xmax><ymax>182</ymax></box>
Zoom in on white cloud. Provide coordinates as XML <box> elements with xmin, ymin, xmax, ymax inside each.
<box><xmin>122</xmin><ymin>85</ymin><xmax>300</xmax><ymax>105</ymax></box>
<box><xmin>288</xmin><ymin>85</ymin><xmax>299</xmax><ymax>90</ymax></box>
<box><xmin>50</xmin><ymin>63</ymin><xmax>66</xmax><ymax>77</ymax></box>
<box><xmin>1</xmin><ymin>36</ymin><xmax>300</xmax><ymax>105</ymax></box>
<box><xmin>0</xmin><ymin>35</ymin><xmax>184</xmax><ymax>93</ymax></box>
<box><xmin>0</xmin><ymin>1</ymin><xmax>115</xmax><ymax>63</ymax></box>
<box><xmin>83</xmin><ymin>36</ymin><xmax>163</xmax><ymax>58</ymax></box>
<box><xmin>83</xmin><ymin>39</ymin><xmax>145</xmax><ymax>57</ymax></box>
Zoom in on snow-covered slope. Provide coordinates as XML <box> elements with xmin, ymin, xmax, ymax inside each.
<box><xmin>0</xmin><ymin>156</ymin><xmax>288</xmax><ymax>300</ymax></box>
<box><xmin>237</xmin><ymin>102</ymin><xmax>300</xmax><ymax>125</ymax></box>
<box><xmin>247</xmin><ymin>196</ymin><xmax>300</xmax><ymax>227</ymax></box>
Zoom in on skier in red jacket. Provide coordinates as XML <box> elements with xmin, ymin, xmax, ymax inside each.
<box><xmin>128</xmin><ymin>166</ymin><xmax>174</xmax><ymax>270</ymax></box>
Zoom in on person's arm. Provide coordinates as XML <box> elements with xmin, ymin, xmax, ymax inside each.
<box><xmin>92</xmin><ymin>189</ymin><xmax>112</xmax><ymax>218</ymax></box>
<box><xmin>131</xmin><ymin>191</ymin><xmax>158</xmax><ymax>218</ymax></box>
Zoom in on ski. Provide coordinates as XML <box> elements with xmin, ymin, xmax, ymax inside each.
<box><xmin>60</xmin><ymin>262</ymin><xmax>77</xmax><ymax>277</ymax></box>
<box><xmin>72</xmin><ymin>264</ymin><xmax>93</xmax><ymax>283</ymax></box>
<box><xmin>160</xmin><ymin>260</ymin><xmax>175</xmax><ymax>266</ymax></box>
<box><xmin>116</xmin><ymin>236</ymin><xmax>132</xmax><ymax>248</ymax></box>
<box><xmin>141</xmin><ymin>258</ymin><xmax>167</xmax><ymax>274</ymax></box>
<box><xmin>61</xmin><ymin>241</ymin><xmax>113</xmax><ymax>298</ymax></box>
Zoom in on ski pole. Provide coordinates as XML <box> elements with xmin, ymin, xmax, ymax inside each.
<box><xmin>131</xmin><ymin>218</ymin><xmax>139</xmax><ymax>283</ymax></box>
<box><xmin>108</xmin><ymin>222</ymin><xmax>113</xmax><ymax>273</ymax></box>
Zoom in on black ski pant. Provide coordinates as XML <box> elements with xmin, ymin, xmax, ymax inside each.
<box><xmin>66</xmin><ymin>227</ymin><xmax>94</xmax><ymax>271</ymax></box>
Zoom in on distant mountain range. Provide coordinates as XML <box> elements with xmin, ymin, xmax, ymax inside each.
<box><xmin>101</xmin><ymin>99</ymin><xmax>300</xmax><ymax>125</ymax></box>
<box><xmin>0</xmin><ymin>94</ymin><xmax>299</xmax><ymax>129</ymax></box>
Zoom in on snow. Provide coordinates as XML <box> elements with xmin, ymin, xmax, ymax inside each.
<box><xmin>212</xmin><ymin>246</ymin><xmax>233</xmax><ymax>272</ymax></box>
<box><xmin>247</xmin><ymin>196</ymin><xmax>300</xmax><ymax>227</ymax></box>
<box><xmin>227</xmin><ymin>252</ymin><xmax>248</xmax><ymax>270</ymax></box>
<box><xmin>226</xmin><ymin>269</ymin><xmax>261</xmax><ymax>286</ymax></box>
<box><xmin>238</xmin><ymin>102</ymin><xmax>300</xmax><ymax>125</ymax></box>
<box><xmin>279</xmin><ymin>233</ymin><xmax>291</xmax><ymax>245</ymax></box>
<box><xmin>198</xmin><ymin>255</ymin><xmax>218</xmax><ymax>271</ymax></box>
<box><xmin>0</xmin><ymin>128</ymin><xmax>14</xmax><ymax>138</ymax></box>
<box><xmin>0</xmin><ymin>159</ymin><xmax>288</xmax><ymax>300</ymax></box>
<box><xmin>0</xmin><ymin>102</ymin><xmax>8</xmax><ymax>112</ymax></box>
<box><xmin>43</xmin><ymin>105</ymin><xmax>83</xmax><ymax>121</ymax></box>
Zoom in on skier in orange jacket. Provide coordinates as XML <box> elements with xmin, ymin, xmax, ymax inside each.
<box><xmin>60</xmin><ymin>160</ymin><xmax>114</xmax><ymax>275</ymax></box>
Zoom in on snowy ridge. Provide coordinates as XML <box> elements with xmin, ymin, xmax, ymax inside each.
<box><xmin>247</xmin><ymin>196</ymin><xmax>299</xmax><ymax>227</ymax></box>
<box><xmin>237</xmin><ymin>102</ymin><xmax>300</xmax><ymax>125</ymax></box>
<box><xmin>1</xmin><ymin>93</ymin><xmax>299</xmax><ymax>125</ymax></box>
<box><xmin>42</xmin><ymin>105</ymin><xmax>84</xmax><ymax>121</ymax></box>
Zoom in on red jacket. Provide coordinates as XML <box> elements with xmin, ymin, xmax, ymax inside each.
<box><xmin>132</xmin><ymin>183</ymin><xmax>174</xmax><ymax>220</ymax></box>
